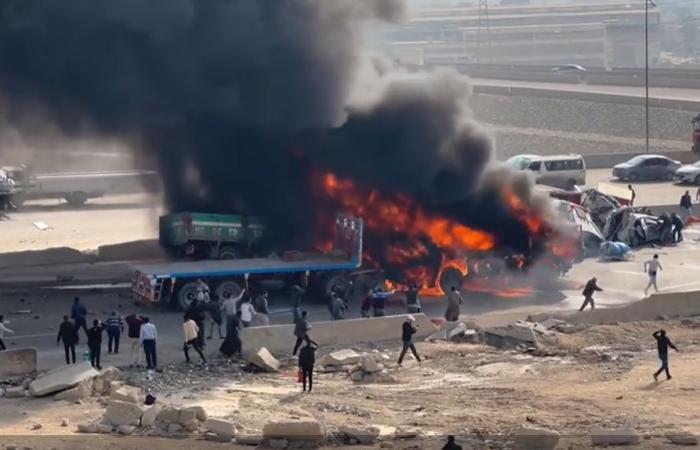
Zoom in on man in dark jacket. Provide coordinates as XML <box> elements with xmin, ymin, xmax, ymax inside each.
<box><xmin>671</xmin><ymin>213</ymin><xmax>685</xmax><ymax>243</ymax></box>
<box><xmin>70</xmin><ymin>297</ymin><xmax>88</xmax><ymax>338</ymax></box>
<box><xmin>292</xmin><ymin>310</ymin><xmax>311</xmax><ymax>355</ymax></box>
<box><xmin>405</xmin><ymin>284</ymin><xmax>421</xmax><ymax>314</ymax></box>
<box><xmin>57</xmin><ymin>316</ymin><xmax>79</xmax><ymax>365</ymax></box>
<box><xmin>298</xmin><ymin>335</ymin><xmax>318</xmax><ymax>393</ymax></box>
<box><xmin>653</xmin><ymin>329</ymin><xmax>679</xmax><ymax>381</ymax></box>
<box><xmin>105</xmin><ymin>311</ymin><xmax>123</xmax><ymax>354</ymax></box>
<box><xmin>579</xmin><ymin>277</ymin><xmax>603</xmax><ymax>311</ymax></box>
<box><xmin>398</xmin><ymin>315</ymin><xmax>422</xmax><ymax>366</ymax></box>
<box><xmin>680</xmin><ymin>190</ymin><xmax>693</xmax><ymax>222</ymax></box>
<box><xmin>86</xmin><ymin>319</ymin><xmax>106</xmax><ymax>370</ymax></box>
<box><xmin>187</xmin><ymin>299</ymin><xmax>207</xmax><ymax>347</ymax></box>
<box><xmin>442</xmin><ymin>435</ymin><xmax>463</xmax><ymax>450</ymax></box>
<box><xmin>125</xmin><ymin>313</ymin><xmax>145</xmax><ymax>368</ymax></box>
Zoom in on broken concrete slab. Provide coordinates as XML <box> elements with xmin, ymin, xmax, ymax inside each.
<box><xmin>110</xmin><ymin>385</ymin><xmax>142</xmax><ymax>404</ymax></box>
<box><xmin>3</xmin><ymin>386</ymin><xmax>27</xmax><ymax>398</ymax></box>
<box><xmin>263</xmin><ymin>420</ymin><xmax>324</xmax><ymax>443</ymax></box>
<box><xmin>339</xmin><ymin>425</ymin><xmax>381</xmax><ymax>444</ymax></box>
<box><xmin>539</xmin><ymin>318</ymin><xmax>567</xmax><ymax>330</ymax></box>
<box><xmin>140</xmin><ymin>404</ymin><xmax>163</xmax><ymax>428</ymax></box>
<box><xmin>178</xmin><ymin>408</ymin><xmax>197</xmax><ymax>425</ymax></box>
<box><xmin>590</xmin><ymin>428</ymin><xmax>641</xmax><ymax>446</ymax></box>
<box><xmin>29</xmin><ymin>361</ymin><xmax>100</xmax><ymax>397</ymax></box>
<box><xmin>482</xmin><ymin>326</ymin><xmax>537</xmax><ymax>349</ymax></box>
<box><xmin>187</xmin><ymin>405</ymin><xmax>208</xmax><ymax>422</ymax></box>
<box><xmin>156</xmin><ymin>406</ymin><xmax>181</xmax><ymax>425</ymax></box>
<box><xmin>666</xmin><ymin>431</ymin><xmax>698</xmax><ymax>446</ymax></box>
<box><xmin>0</xmin><ymin>348</ymin><xmax>37</xmax><ymax>377</ymax></box>
<box><xmin>77</xmin><ymin>421</ymin><xmax>99</xmax><ymax>433</ymax></box>
<box><xmin>513</xmin><ymin>425</ymin><xmax>560</xmax><ymax>450</ymax></box>
<box><xmin>246</xmin><ymin>347</ymin><xmax>280</xmax><ymax>372</ymax></box>
<box><xmin>92</xmin><ymin>366</ymin><xmax>121</xmax><ymax>396</ymax></box>
<box><xmin>359</xmin><ymin>355</ymin><xmax>382</xmax><ymax>373</ymax></box>
<box><xmin>53</xmin><ymin>378</ymin><xmax>93</xmax><ymax>402</ymax></box>
<box><xmin>207</xmin><ymin>418</ymin><xmax>237</xmax><ymax>440</ymax></box>
<box><xmin>319</xmin><ymin>349</ymin><xmax>362</xmax><ymax>367</ymax></box>
<box><xmin>104</xmin><ymin>400</ymin><xmax>144</xmax><ymax>427</ymax></box>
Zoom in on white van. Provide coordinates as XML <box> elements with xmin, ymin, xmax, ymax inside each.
<box><xmin>505</xmin><ymin>154</ymin><xmax>586</xmax><ymax>190</ymax></box>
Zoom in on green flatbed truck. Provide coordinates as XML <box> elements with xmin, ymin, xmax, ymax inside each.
<box><xmin>159</xmin><ymin>212</ymin><xmax>266</xmax><ymax>260</ymax></box>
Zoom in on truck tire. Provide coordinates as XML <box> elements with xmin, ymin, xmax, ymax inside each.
<box><xmin>215</xmin><ymin>280</ymin><xmax>243</xmax><ymax>301</ymax></box>
<box><xmin>218</xmin><ymin>246</ymin><xmax>240</xmax><ymax>260</ymax></box>
<box><xmin>322</xmin><ymin>273</ymin><xmax>350</xmax><ymax>298</ymax></box>
<box><xmin>439</xmin><ymin>266</ymin><xmax>465</xmax><ymax>295</ymax></box>
<box><xmin>65</xmin><ymin>192</ymin><xmax>88</xmax><ymax>207</ymax></box>
<box><xmin>176</xmin><ymin>281</ymin><xmax>201</xmax><ymax>310</ymax></box>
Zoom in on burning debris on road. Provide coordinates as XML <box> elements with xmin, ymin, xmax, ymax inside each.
<box><xmin>0</xmin><ymin>0</ymin><xmax>580</xmax><ymax>292</ymax></box>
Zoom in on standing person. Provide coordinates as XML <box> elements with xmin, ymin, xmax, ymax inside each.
<box><xmin>680</xmin><ymin>190</ymin><xmax>693</xmax><ymax>222</ymax></box>
<box><xmin>671</xmin><ymin>213</ymin><xmax>685</xmax><ymax>243</ymax></box>
<box><xmin>187</xmin><ymin>299</ymin><xmax>207</xmax><ymax>347</ymax></box>
<box><xmin>56</xmin><ymin>316</ymin><xmax>79</xmax><ymax>364</ymax></box>
<box><xmin>207</xmin><ymin>295</ymin><xmax>224</xmax><ymax>340</ymax></box>
<box><xmin>290</xmin><ymin>285</ymin><xmax>305</xmax><ymax>323</ymax></box>
<box><xmin>106</xmin><ymin>311</ymin><xmax>123</xmax><ymax>354</ymax></box>
<box><xmin>125</xmin><ymin>313</ymin><xmax>145</xmax><ymax>368</ymax></box>
<box><xmin>86</xmin><ymin>319</ymin><xmax>106</xmax><ymax>370</ymax></box>
<box><xmin>628</xmin><ymin>184</ymin><xmax>636</xmax><ymax>207</ymax></box>
<box><xmin>183</xmin><ymin>315</ymin><xmax>207</xmax><ymax>365</ymax></box>
<box><xmin>360</xmin><ymin>290</ymin><xmax>372</xmax><ymax>318</ymax></box>
<box><xmin>579</xmin><ymin>277</ymin><xmax>603</xmax><ymax>311</ymax></box>
<box><xmin>405</xmin><ymin>284</ymin><xmax>422</xmax><ymax>314</ymax></box>
<box><xmin>331</xmin><ymin>293</ymin><xmax>349</xmax><ymax>320</ymax></box>
<box><xmin>140</xmin><ymin>317</ymin><xmax>158</xmax><ymax>370</ymax></box>
<box><xmin>0</xmin><ymin>315</ymin><xmax>14</xmax><ymax>351</ymax></box>
<box><xmin>292</xmin><ymin>310</ymin><xmax>312</xmax><ymax>355</ymax></box>
<box><xmin>220</xmin><ymin>311</ymin><xmax>243</xmax><ymax>358</ymax></box>
<box><xmin>442</xmin><ymin>435</ymin><xmax>463</xmax><ymax>450</ymax></box>
<box><xmin>644</xmin><ymin>254</ymin><xmax>663</xmax><ymax>296</ymax></box>
<box><xmin>298</xmin><ymin>335</ymin><xmax>318</xmax><ymax>393</ymax></box>
<box><xmin>398</xmin><ymin>315</ymin><xmax>422</xmax><ymax>367</ymax></box>
<box><xmin>253</xmin><ymin>291</ymin><xmax>270</xmax><ymax>326</ymax></box>
<box><xmin>653</xmin><ymin>329</ymin><xmax>679</xmax><ymax>381</ymax></box>
<box><xmin>222</xmin><ymin>289</ymin><xmax>246</xmax><ymax>337</ymax></box>
<box><xmin>70</xmin><ymin>297</ymin><xmax>88</xmax><ymax>338</ymax></box>
<box><xmin>196</xmin><ymin>279</ymin><xmax>210</xmax><ymax>303</ymax></box>
<box><xmin>239</xmin><ymin>298</ymin><xmax>256</xmax><ymax>328</ymax></box>
<box><xmin>444</xmin><ymin>287</ymin><xmax>463</xmax><ymax>322</ymax></box>
<box><xmin>372</xmin><ymin>288</ymin><xmax>387</xmax><ymax>317</ymax></box>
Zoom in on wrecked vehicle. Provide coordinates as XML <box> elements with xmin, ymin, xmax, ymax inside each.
<box><xmin>602</xmin><ymin>207</ymin><xmax>673</xmax><ymax>247</ymax></box>
<box><xmin>553</xmin><ymin>199</ymin><xmax>602</xmax><ymax>255</ymax></box>
<box><xmin>580</xmin><ymin>188</ymin><xmax>622</xmax><ymax>229</ymax></box>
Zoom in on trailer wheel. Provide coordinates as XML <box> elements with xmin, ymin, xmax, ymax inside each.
<box><xmin>218</xmin><ymin>246</ymin><xmax>240</xmax><ymax>260</ymax></box>
<box><xmin>323</xmin><ymin>274</ymin><xmax>350</xmax><ymax>298</ymax></box>
<box><xmin>66</xmin><ymin>192</ymin><xmax>88</xmax><ymax>207</ymax></box>
<box><xmin>176</xmin><ymin>281</ymin><xmax>201</xmax><ymax>310</ymax></box>
<box><xmin>216</xmin><ymin>280</ymin><xmax>243</xmax><ymax>301</ymax></box>
<box><xmin>439</xmin><ymin>266</ymin><xmax>465</xmax><ymax>295</ymax></box>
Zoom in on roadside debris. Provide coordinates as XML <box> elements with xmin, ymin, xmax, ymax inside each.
<box><xmin>245</xmin><ymin>347</ymin><xmax>280</xmax><ymax>373</ymax></box>
<box><xmin>590</xmin><ymin>427</ymin><xmax>641</xmax><ymax>446</ymax></box>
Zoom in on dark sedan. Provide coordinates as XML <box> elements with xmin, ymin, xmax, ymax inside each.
<box><xmin>612</xmin><ymin>155</ymin><xmax>681</xmax><ymax>182</ymax></box>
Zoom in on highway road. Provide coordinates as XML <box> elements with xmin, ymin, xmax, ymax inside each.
<box><xmin>471</xmin><ymin>78</ymin><xmax>700</xmax><ymax>105</ymax></box>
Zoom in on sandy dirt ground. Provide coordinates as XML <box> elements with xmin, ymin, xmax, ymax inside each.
<box><xmin>2</xmin><ymin>319</ymin><xmax>700</xmax><ymax>449</ymax></box>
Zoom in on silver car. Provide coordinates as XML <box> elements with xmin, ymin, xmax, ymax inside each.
<box><xmin>674</xmin><ymin>161</ymin><xmax>700</xmax><ymax>184</ymax></box>
<box><xmin>612</xmin><ymin>155</ymin><xmax>681</xmax><ymax>182</ymax></box>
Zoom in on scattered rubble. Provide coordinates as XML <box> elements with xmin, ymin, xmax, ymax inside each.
<box><xmin>29</xmin><ymin>362</ymin><xmax>100</xmax><ymax>396</ymax></box>
<box><xmin>318</xmin><ymin>349</ymin><xmax>362</xmax><ymax>367</ymax></box>
<box><xmin>513</xmin><ymin>425</ymin><xmax>560</xmax><ymax>450</ymax></box>
<box><xmin>110</xmin><ymin>385</ymin><xmax>142</xmax><ymax>403</ymax></box>
<box><xmin>338</xmin><ymin>425</ymin><xmax>380</xmax><ymax>445</ymax></box>
<box><xmin>104</xmin><ymin>400</ymin><xmax>144</xmax><ymax>427</ymax></box>
<box><xmin>666</xmin><ymin>431</ymin><xmax>699</xmax><ymax>446</ymax></box>
<box><xmin>207</xmin><ymin>418</ymin><xmax>237</xmax><ymax>442</ymax></box>
<box><xmin>262</xmin><ymin>419</ymin><xmax>324</xmax><ymax>444</ymax></box>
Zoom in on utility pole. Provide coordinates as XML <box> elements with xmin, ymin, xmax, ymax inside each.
<box><xmin>645</xmin><ymin>0</ymin><xmax>655</xmax><ymax>153</ymax></box>
<box><xmin>477</xmin><ymin>0</ymin><xmax>492</xmax><ymax>63</ymax></box>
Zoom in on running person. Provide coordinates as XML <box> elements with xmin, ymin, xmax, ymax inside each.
<box><xmin>644</xmin><ymin>254</ymin><xmax>663</xmax><ymax>296</ymax></box>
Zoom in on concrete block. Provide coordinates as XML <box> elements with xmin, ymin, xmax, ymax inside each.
<box><xmin>29</xmin><ymin>361</ymin><xmax>99</xmax><ymax>397</ymax></box>
<box><xmin>110</xmin><ymin>385</ymin><xmax>142</xmax><ymax>404</ymax></box>
<box><xmin>104</xmin><ymin>399</ymin><xmax>144</xmax><ymax>427</ymax></box>
<box><xmin>666</xmin><ymin>431</ymin><xmax>698</xmax><ymax>446</ymax></box>
<box><xmin>590</xmin><ymin>428</ymin><xmax>641</xmax><ymax>446</ymax></box>
<box><xmin>156</xmin><ymin>406</ymin><xmax>181</xmax><ymax>425</ymax></box>
<box><xmin>207</xmin><ymin>418</ymin><xmax>237</xmax><ymax>440</ymax></box>
<box><xmin>0</xmin><ymin>348</ymin><xmax>37</xmax><ymax>377</ymax></box>
<box><xmin>140</xmin><ymin>404</ymin><xmax>163</xmax><ymax>428</ymax></box>
<box><xmin>339</xmin><ymin>425</ymin><xmax>380</xmax><ymax>444</ymax></box>
<box><xmin>263</xmin><ymin>420</ymin><xmax>324</xmax><ymax>442</ymax></box>
<box><xmin>319</xmin><ymin>349</ymin><xmax>361</xmax><ymax>367</ymax></box>
<box><xmin>246</xmin><ymin>347</ymin><xmax>280</xmax><ymax>372</ymax></box>
<box><xmin>359</xmin><ymin>356</ymin><xmax>382</xmax><ymax>373</ymax></box>
<box><xmin>53</xmin><ymin>378</ymin><xmax>93</xmax><ymax>402</ymax></box>
<box><xmin>178</xmin><ymin>408</ymin><xmax>197</xmax><ymax>425</ymax></box>
<box><xmin>4</xmin><ymin>386</ymin><xmax>27</xmax><ymax>398</ymax></box>
<box><xmin>513</xmin><ymin>425</ymin><xmax>560</xmax><ymax>450</ymax></box>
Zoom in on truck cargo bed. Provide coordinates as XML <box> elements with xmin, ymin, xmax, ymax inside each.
<box><xmin>132</xmin><ymin>254</ymin><xmax>359</xmax><ymax>279</ymax></box>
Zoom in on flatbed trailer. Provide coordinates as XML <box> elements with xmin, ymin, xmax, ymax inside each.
<box><xmin>132</xmin><ymin>216</ymin><xmax>374</xmax><ymax>309</ymax></box>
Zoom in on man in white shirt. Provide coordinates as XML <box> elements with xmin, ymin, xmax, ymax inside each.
<box><xmin>139</xmin><ymin>317</ymin><xmax>158</xmax><ymax>370</ymax></box>
<box><xmin>222</xmin><ymin>289</ymin><xmax>246</xmax><ymax>336</ymax></box>
<box><xmin>644</xmin><ymin>254</ymin><xmax>663</xmax><ymax>296</ymax></box>
<box><xmin>239</xmin><ymin>298</ymin><xmax>256</xmax><ymax>328</ymax></box>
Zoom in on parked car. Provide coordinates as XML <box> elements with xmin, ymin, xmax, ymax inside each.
<box><xmin>505</xmin><ymin>154</ymin><xmax>586</xmax><ymax>189</ymax></box>
<box><xmin>673</xmin><ymin>160</ymin><xmax>700</xmax><ymax>184</ymax></box>
<box><xmin>612</xmin><ymin>155</ymin><xmax>681</xmax><ymax>182</ymax></box>
<box><xmin>552</xmin><ymin>64</ymin><xmax>587</xmax><ymax>72</ymax></box>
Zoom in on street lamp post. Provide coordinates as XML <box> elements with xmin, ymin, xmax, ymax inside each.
<box><xmin>645</xmin><ymin>0</ymin><xmax>651</xmax><ymax>153</ymax></box>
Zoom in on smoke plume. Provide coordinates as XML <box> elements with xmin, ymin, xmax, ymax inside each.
<box><xmin>0</xmin><ymin>0</ymin><xmax>545</xmax><ymax>254</ymax></box>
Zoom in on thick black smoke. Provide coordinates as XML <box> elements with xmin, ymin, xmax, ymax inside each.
<box><xmin>0</xmin><ymin>0</ymin><xmax>543</xmax><ymax>252</ymax></box>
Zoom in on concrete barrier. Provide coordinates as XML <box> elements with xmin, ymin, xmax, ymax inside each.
<box><xmin>0</xmin><ymin>347</ymin><xmax>37</xmax><ymax>377</ymax></box>
<box><xmin>541</xmin><ymin>290</ymin><xmax>700</xmax><ymax>325</ymax></box>
<box><xmin>240</xmin><ymin>313</ymin><xmax>437</xmax><ymax>354</ymax></box>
